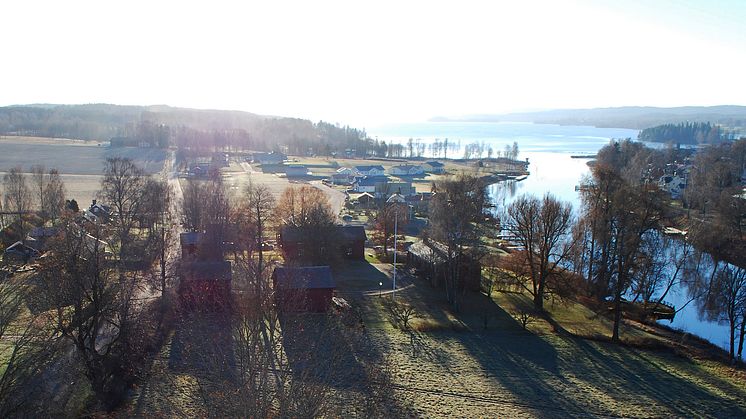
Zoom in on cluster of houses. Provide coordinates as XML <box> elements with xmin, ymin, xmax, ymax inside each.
<box><xmin>2</xmin><ymin>200</ymin><xmax>114</xmax><ymax>266</ymax></box>
<box><xmin>187</xmin><ymin>153</ymin><xmax>230</xmax><ymax>178</ymax></box>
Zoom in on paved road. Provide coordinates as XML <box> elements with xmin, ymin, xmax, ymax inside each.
<box><xmin>310</xmin><ymin>180</ymin><xmax>346</xmax><ymax>220</ymax></box>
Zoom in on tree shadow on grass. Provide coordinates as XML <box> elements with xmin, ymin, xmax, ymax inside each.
<box><xmin>279</xmin><ymin>312</ymin><xmax>368</xmax><ymax>391</ymax></box>
<box><xmin>168</xmin><ymin>312</ymin><xmax>235</xmax><ymax>381</ymax></box>
<box><xmin>457</xmin><ymin>297</ymin><xmax>746</xmax><ymax>417</ymax></box>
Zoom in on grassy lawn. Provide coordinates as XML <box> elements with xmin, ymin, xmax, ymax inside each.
<box><xmin>335</xmin><ymin>262</ymin><xmax>746</xmax><ymax>417</ymax></box>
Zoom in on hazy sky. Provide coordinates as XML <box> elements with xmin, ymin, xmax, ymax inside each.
<box><xmin>2</xmin><ymin>0</ymin><xmax>745</xmax><ymax>126</ymax></box>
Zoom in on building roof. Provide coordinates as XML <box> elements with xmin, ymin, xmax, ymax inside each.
<box><xmin>425</xmin><ymin>161</ymin><xmax>444</xmax><ymax>167</ymax></box>
<box><xmin>180</xmin><ymin>232</ymin><xmax>204</xmax><ymax>246</ymax></box>
<box><xmin>356</xmin><ymin>176</ymin><xmax>388</xmax><ymax>187</ymax></box>
<box><xmin>273</xmin><ymin>266</ymin><xmax>335</xmax><ymax>289</ymax></box>
<box><xmin>408</xmin><ymin>239</ymin><xmax>448</xmax><ymax>264</ymax></box>
<box><xmin>280</xmin><ymin>225</ymin><xmax>367</xmax><ymax>242</ymax></box>
<box><xmin>29</xmin><ymin>226</ymin><xmax>59</xmax><ymax>238</ymax></box>
<box><xmin>355</xmin><ymin>165</ymin><xmax>384</xmax><ymax>172</ymax></box>
<box><xmin>181</xmin><ymin>261</ymin><xmax>232</xmax><ymax>281</ymax></box>
<box><xmin>386</xmin><ymin>193</ymin><xmax>406</xmax><ymax>203</ymax></box>
<box><xmin>392</xmin><ymin>164</ymin><xmax>422</xmax><ymax>172</ymax></box>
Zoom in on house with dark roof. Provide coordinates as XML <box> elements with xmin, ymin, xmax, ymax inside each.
<box><xmin>252</xmin><ymin>152</ymin><xmax>287</xmax><ymax>165</ymax></box>
<box><xmin>423</xmin><ymin>161</ymin><xmax>446</xmax><ymax>174</ymax></box>
<box><xmin>354</xmin><ymin>165</ymin><xmax>385</xmax><ymax>177</ymax></box>
<box><xmin>272</xmin><ymin>266</ymin><xmax>336</xmax><ymax>312</ymax></box>
<box><xmin>407</xmin><ymin>239</ymin><xmax>481</xmax><ymax>292</ymax></box>
<box><xmin>376</xmin><ymin>180</ymin><xmax>415</xmax><ymax>198</ymax></box>
<box><xmin>2</xmin><ymin>241</ymin><xmax>41</xmax><ymax>265</ymax></box>
<box><xmin>353</xmin><ymin>176</ymin><xmax>387</xmax><ymax>193</ymax></box>
<box><xmin>285</xmin><ymin>165</ymin><xmax>309</xmax><ymax>177</ymax></box>
<box><xmin>27</xmin><ymin>226</ymin><xmax>59</xmax><ymax>251</ymax></box>
<box><xmin>278</xmin><ymin>225</ymin><xmax>367</xmax><ymax>261</ymax></box>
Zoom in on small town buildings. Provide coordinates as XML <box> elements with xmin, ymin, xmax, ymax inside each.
<box><xmin>354</xmin><ymin>165</ymin><xmax>385</xmax><ymax>177</ymax></box>
<box><xmin>2</xmin><ymin>241</ymin><xmax>40</xmax><ymax>264</ymax></box>
<box><xmin>353</xmin><ymin>192</ymin><xmax>375</xmax><ymax>208</ymax></box>
<box><xmin>406</xmin><ymin>192</ymin><xmax>433</xmax><ymax>215</ymax></box>
<box><xmin>272</xmin><ymin>266</ymin><xmax>336</xmax><ymax>312</ymax></box>
<box><xmin>336</xmin><ymin>167</ymin><xmax>356</xmax><ymax>176</ymax></box>
<box><xmin>389</xmin><ymin>164</ymin><xmax>425</xmax><ymax>176</ymax></box>
<box><xmin>26</xmin><ymin>226</ymin><xmax>59</xmax><ymax>251</ymax></box>
<box><xmin>658</xmin><ymin>175</ymin><xmax>687</xmax><ymax>199</ymax></box>
<box><xmin>278</xmin><ymin>225</ymin><xmax>367</xmax><ymax>261</ymax></box>
<box><xmin>329</xmin><ymin>172</ymin><xmax>355</xmax><ymax>185</ymax></box>
<box><xmin>285</xmin><ymin>165</ymin><xmax>309</xmax><ymax>177</ymax></box>
<box><xmin>423</xmin><ymin>161</ymin><xmax>446</xmax><ymax>174</ymax></box>
<box><xmin>376</xmin><ymin>181</ymin><xmax>415</xmax><ymax>198</ymax></box>
<box><xmin>353</xmin><ymin>176</ymin><xmax>387</xmax><ymax>193</ymax></box>
<box><xmin>407</xmin><ymin>239</ymin><xmax>481</xmax><ymax>292</ymax></box>
<box><xmin>252</xmin><ymin>152</ymin><xmax>287</xmax><ymax>165</ymax></box>
<box><xmin>84</xmin><ymin>200</ymin><xmax>111</xmax><ymax>224</ymax></box>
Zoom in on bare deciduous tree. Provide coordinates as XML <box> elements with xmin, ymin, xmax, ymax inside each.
<box><xmin>506</xmin><ymin>193</ymin><xmax>574</xmax><ymax>311</ymax></box>
<box><xmin>43</xmin><ymin>169</ymin><xmax>66</xmax><ymax>221</ymax></box>
<box><xmin>3</xmin><ymin>167</ymin><xmax>32</xmax><ymax>223</ymax></box>
<box><xmin>101</xmin><ymin>157</ymin><xmax>147</xmax><ymax>259</ymax></box>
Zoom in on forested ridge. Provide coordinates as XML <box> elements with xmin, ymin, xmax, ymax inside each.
<box><xmin>0</xmin><ymin>104</ymin><xmax>390</xmax><ymax>156</ymax></box>
<box><xmin>637</xmin><ymin>122</ymin><xmax>733</xmax><ymax>144</ymax></box>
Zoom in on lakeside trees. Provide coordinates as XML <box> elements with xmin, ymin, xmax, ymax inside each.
<box><xmin>505</xmin><ymin>193</ymin><xmax>574</xmax><ymax>311</ymax></box>
<box><xmin>428</xmin><ymin>174</ymin><xmax>491</xmax><ymax>309</ymax></box>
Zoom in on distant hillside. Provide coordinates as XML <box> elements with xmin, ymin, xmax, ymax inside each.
<box><xmin>0</xmin><ymin>104</ymin><xmax>386</xmax><ymax>156</ymax></box>
<box><xmin>434</xmin><ymin>106</ymin><xmax>746</xmax><ymax>130</ymax></box>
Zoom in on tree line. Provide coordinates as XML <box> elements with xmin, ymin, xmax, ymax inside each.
<box><xmin>421</xmin><ymin>138</ymin><xmax>746</xmax><ymax>361</ymax></box>
<box><xmin>638</xmin><ymin>121</ymin><xmax>733</xmax><ymax>144</ymax></box>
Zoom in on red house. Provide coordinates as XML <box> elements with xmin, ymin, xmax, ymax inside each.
<box><xmin>278</xmin><ymin>225</ymin><xmax>367</xmax><ymax>261</ymax></box>
<box><xmin>179</xmin><ymin>261</ymin><xmax>232</xmax><ymax>310</ymax></box>
<box><xmin>272</xmin><ymin>266</ymin><xmax>335</xmax><ymax>312</ymax></box>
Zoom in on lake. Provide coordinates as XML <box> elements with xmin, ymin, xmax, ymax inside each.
<box><xmin>369</xmin><ymin>121</ymin><xmax>732</xmax><ymax>351</ymax></box>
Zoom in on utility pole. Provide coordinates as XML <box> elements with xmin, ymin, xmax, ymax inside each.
<box><xmin>392</xmin><ymin>210</ymin><xmax>397</xmax><ymax>300</ymax></box>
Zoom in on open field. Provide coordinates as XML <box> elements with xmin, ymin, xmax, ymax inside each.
<box><xmin>0</xmin><ymin>136</ymin><xmax>166</xmax><ymax>175</ymax></box>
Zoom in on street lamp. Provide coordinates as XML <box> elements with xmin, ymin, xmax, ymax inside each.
<box><xmin>379</xmin><ymin>281</ymin><xmax>383</xmax><ymax>297</ymax></box>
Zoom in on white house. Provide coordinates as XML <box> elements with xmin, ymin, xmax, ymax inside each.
<box><xmin>423</xmin><ymin>161</ymin><xmax>445</xmax><ymax>174</ymax></box>
<box><xmin>389</xmin><ymin>164</ymin><xmax>425</xmax><ymax>176</ymax></box>
<box><xmin>336</xmin><ymin>167</ymin><xmax>356</xmax><ymax>176</ymax></box>
<box><xmin>354</xmin><ymin>176</ymin><xmax>386</xmax><ymax>193</ymax></box>
<box><xmin>659</xmin><ymin>175</ymin><xmax>687</xmax><ymax>199</ymax></box>
<box><xmin>354</xmin><ymin>165</ymin><xmax>385</xmax><ymax>177</ymax></box>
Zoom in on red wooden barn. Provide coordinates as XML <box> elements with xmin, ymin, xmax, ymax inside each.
<box><xmin>272</xmin><ymin>266</ymin><xmax>336</xmax><ymax>312</ymax></box>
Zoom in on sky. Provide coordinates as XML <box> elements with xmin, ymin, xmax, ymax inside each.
<box><xmin>2</xmin><ymin>0</ymin><xmax>746</xmax><ymax>126</ymax></box>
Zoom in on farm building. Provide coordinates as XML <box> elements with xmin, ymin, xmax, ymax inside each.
<box><xmin>252</xmin><ymin>152</ymin><xmax>286</xmax><ymax>165</ymax></box>
<box><xmin>285</xmin><ymin>165</ymin><xmax>309</xmax><ymax>177</ymax></box>
<box><xmin>389</xmin><ymin>164</ymin><xmax>425</xmax><ymax>176</ymax></box>
<box><xmin>179</xmin><ymin>260</ymin><xmax>232</xmax><ymax>309</ymax></box>
<box><xmin>423</xmin><ymin>161</ymin><xmax>446</xmax><ymax>174</ymax></box>
<box><xmin>272</xmin><ymin>266</ymin><xmax>336</xmax><ymax>312</ymax></box>
<box><xmin>278</xmin><ymin>225</ymin><xmax>367</xmax><ymax>261</ymax></box>
<box><xmin>407</xmin><ymin>239</ymin><xmax>481</xmax><ymax>292</ymax></box>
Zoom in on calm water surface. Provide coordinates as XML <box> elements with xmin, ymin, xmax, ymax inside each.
<box><xmin>370</xmin><ymin>121</ymin><xmax>731</xmax><ymax>350</ymax></box>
